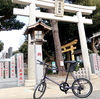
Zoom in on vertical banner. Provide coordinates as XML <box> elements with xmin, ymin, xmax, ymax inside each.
<box><xmin>97</xmin><ymin>56</ymin><xmax>100</xmax><ymax>77</ymax></box>
<box><xmin>0</xmin><ymin>63</ymin><xmax>3</xmax><ymax>79</ymax></box>
<box><xmin>10</xmin><ymin>56</ymin><xmax>16</xmax><ymax>78</ymax></box>
<box><xmin>17</xmin><ymin>53</ymin><xmax>24</xmax><ymax>86</ymax></box>
<box><xmin>90</xmin><ymin>54</ymin><xmax>99</xmax><ymax>75</ymax></box>
<box><xmin>0</xmin><ymin>63</ymin><xmax>1</xmax><ymax>79</ymax></box>
<box><xmin>92</xmin><ymin>54</ymin><xmax>99</xmax><ymax>75</ymax></box>
<box><xmin>35</xmin><ymin>45</ymin><xmax>43</xmax><ymax>84</ymax></box>
<box><xmin>5</xmin><ymin>62</ymin><xmax>9</xmax><ymax>78</ymax></box>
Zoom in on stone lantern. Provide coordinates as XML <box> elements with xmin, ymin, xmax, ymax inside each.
<box><xmin>24</xmin><ymin>21</ymin><xmax>51</xmax><ymax>44</ymax></box>
<box><xmin>24</xmin><ymin>21</ymin><xmax>51</xmax><ymax>84</ymax></box>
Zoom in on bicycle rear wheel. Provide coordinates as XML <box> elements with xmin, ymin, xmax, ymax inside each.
<box><xmin>72</xmin><ymin>78</ymin><xmax>93</xmax><ymax>98</ymax></box>
<box><xmin>33</xmin><ymin>81</ymin><xmax>46</xmax><ymax>99</ymax></box>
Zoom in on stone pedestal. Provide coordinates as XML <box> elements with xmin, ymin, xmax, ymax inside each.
<box><xmin>90</xmin><ymin>74</ymin><xmax>99</xmax><ymax>80</ymax></box>
<box><xmin>24</xmin><ymin>79</ymin><xmax>36</xmax><ymax>87</ymax></box>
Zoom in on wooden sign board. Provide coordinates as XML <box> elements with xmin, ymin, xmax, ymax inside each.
<box><xmin>55</xmin><ymin>0</ymin><xmax>64</xmax><ymax>17</ymax></box>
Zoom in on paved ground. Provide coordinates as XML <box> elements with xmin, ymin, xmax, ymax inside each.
<box><xmin>0</xmin><ymin>75</ymin><xmax>100</xmax><ymax>99</ymax></box>
<box><xmin>43</xmin><ymin>91</ymin><xmax>100</xmax><ymax>99</ymax></box>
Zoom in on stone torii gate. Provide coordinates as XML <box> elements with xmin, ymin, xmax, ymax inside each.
<box><xmin>12</xmin><ymin>0</ymin><xmax>96</xmax><ymax>85</ymax></box>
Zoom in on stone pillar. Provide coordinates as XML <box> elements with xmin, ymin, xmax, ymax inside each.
<box><xmin>28</xmin><ymin>2</ymin><xmax>36</xmax><ymax>80</ymax></box>
<box><xmin>25</xmin><ymin>1</ymin><xmax>36</xmax><ymax>86</ymax></box>
<box><xmin>8</xmin><ymin>47</ymin><xmax>12</xmax><ymax>58</ymax></box>
<box><xmin>34</xmin><ymin>44</ymin><xmax>43</xmax><ymax>85</ymax></box>
<box><xmin>77</xmin><ymin>11</ymin><xmax>91</xmax><ymax>74</ymax></box>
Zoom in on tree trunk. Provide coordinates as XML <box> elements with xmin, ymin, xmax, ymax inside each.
<box><xmin>48</xmin><ymin>9</ymin><xmax>66</xmax><ymax>75</ymax></box>
<box><xmin>42</xmin><ymin>49</ymin><xmax>55</xmax><ymax>61</ymax></box>
<box><xmin>66</xmin><ymin>52</ymin><xmax>70</xmax><ymax>70</ymax></box>
<box><xmin>91</xmin><ymin>38</ymin><xmax>98</xmax><ymax>55</ymax></box>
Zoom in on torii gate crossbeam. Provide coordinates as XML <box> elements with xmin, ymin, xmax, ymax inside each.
<box><xmin>12</xmin><ymin>0</ymin><xmax>95</xmax><ymax>14</ymax></box>
<box><xmin>13</xmin><ymin>8</ymin><xmax>92</xmax><ymax>24</ymax></box>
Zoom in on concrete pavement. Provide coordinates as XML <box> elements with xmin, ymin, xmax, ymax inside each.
<box><xmin>0</xmin><ymin>75</ymin><xmax>100</xmax><ymax>99</ymax></box>
<box><xmin>43</xmin><ymin>91</ymin><xmax>100</xmax><ymax>99</ymax></box>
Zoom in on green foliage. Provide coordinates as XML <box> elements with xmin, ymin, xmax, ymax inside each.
<box><xmin>18</xmin><ymin>40</ymin><xmax>28</xmax><ymax>61</ymax></box>
<box><xmin>88</xmin><ymin>49</ymin><xmax>93</xmax><ymax>54</ymax></box>
<box><xmin>75</xmin><ymin>61</ymin><xmax>84</xmax><ymax>71</ymax></box>
<box><xmin>13</xmin><ymin>50</ymin><xmax>20</xmax><ymax>55</ymax></box>
<box><xmin>47</xmin><ymin>69</ymin><xmax>52</xmax><ymax>74</ymax></box>
<box><xmin>0</xmin><ymin>41</ymin><xmax>4</xmax><ymax>52</ymax></box>
<box><xmin>43</xmin><ymin>31</ymin><xmax>55</xmax><ymax>61</ymax></box>
<box><xmin>58</xmin><ymin>22</ymin><xmax>79</xmax><ymax>45</ymax></box>
<box><xmin>13</xmin><ymin>40</ymin><xmax>28</xmax><ymax>62</ymax></box>
<box><xmin>0</xmin><ymin>0</ymin><xmax>25</xmax><ymax>30</ymax></box>
<box><xmin>66</xmin><ymin>0</ymin><xmax>100</xmax><ymax>34</ymax></box>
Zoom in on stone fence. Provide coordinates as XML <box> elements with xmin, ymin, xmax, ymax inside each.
<box><xmin>0</xmin><ymin>53</ymin><xmax>24</xmax><ymax>89</ymax></box>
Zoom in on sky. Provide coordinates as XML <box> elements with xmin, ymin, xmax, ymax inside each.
<box><xmin>0</xmin><ymin>16</ymin><xmax>29</xmax><ymax>53</ymax></box>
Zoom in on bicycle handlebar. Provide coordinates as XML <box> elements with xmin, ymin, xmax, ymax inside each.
<box><xmin>37</xmin><ymin>60</ymin><xmax>48</xmax><ymax>65</ymax></box>
<box><xmin>37</xmin><ymin>60</ymin><xmax>57</xmax><ymax>69</ymax></box>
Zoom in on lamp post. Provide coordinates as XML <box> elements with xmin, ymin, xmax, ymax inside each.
<box><xmin>24</xmin><ymin>21</ymin><xmax>51</xmax><ymax>84</ymax></box>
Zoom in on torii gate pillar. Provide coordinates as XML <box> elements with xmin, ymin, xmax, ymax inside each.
<box><xmin>28</xmin><ymin>2</ymin><xmax>36</xmax><ymax>79</ymax></box>
<box><xmin>26</xmin><ymin>2</ymin><xmax>36</xmax><ymax>86</ymax></box>
<box><xmin>77</xmin><ymin>11</ymin><xmax>92</xmax><ymax>74</ymax></box>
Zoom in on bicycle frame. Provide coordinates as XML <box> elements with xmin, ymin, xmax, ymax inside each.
<box><xmin>34</xmin><ymin>60</ymin><xmax>93</xmax><ymax>99</ymax></box>
<box><xmin>41</xmin><ymin>67</ymin><xmax>77</xmax><ymax>90</ymax></box>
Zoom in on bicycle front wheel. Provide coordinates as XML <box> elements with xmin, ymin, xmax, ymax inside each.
<box><xmin>33</xmin><ymin>81</ymin><xmax>46</xmax><ymax>99</ymax></box>
<box><xmin>72</xmin><ymin>78</ymin><xmax>93</xmax><ymax>98</ymax></box>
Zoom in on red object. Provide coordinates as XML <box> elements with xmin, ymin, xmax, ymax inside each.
<box><xmin>38</xmin><ymin>53</ymin><xmax>41</xmax><ymax>56</ymax></box>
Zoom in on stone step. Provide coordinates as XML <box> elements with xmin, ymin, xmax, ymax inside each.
<box><xmin>90</xmin><ymin>74</ymin><xmax>99</xmax><ymax>80</ymax></box>
<box><xmin>24</xmin><ymin>79</ymin><xmax>36</xmax><ymax>87</ymax></box>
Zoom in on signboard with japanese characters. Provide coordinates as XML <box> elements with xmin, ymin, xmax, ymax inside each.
<box><xmin>90</xmin><ymin>54</ymin><xmax>99</xmax><ymax>75</ymax></box>
<box><xmin>0</xmin><ymin>63</ymin><xmax>3</xmax><ymax>79</ymax></box>
<box><xmin>16</xmin><ymin>53</ymin><xmax>24</xmax><ymax>86</ymax></box>
<box><xmin>93</xmin><ymin>54</ymin><xmax>99</xmax><ymax>75</ymax></box>
<box><xmin>10</xmin><ymin>56</ymin><xmax>16</xmax><ymax>78</ymax></box>
<box><xmin>35</xmin><ymin>45</ymin><xmax>43</xmax><ymax>84</ymax></box>
<box><xmin>55</xmin><ymin>0</ymin><xmax>64</xmax><ymax>17</ymax></box>
<box><xmin>5</xmin><ymin>62</ymin><xmax>9</xmax><ymax>78</ymax></box>
<box><xmin>97</xmin><ymin>56</ymin><xmax>100</xmax><ymax>77</ymax></box>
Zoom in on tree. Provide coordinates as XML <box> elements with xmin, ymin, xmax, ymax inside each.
<box><xmin>48</xmin><ymin>9</ymin><xmax>66</xmax><ymax>75</ymax></box>
<box><xmin>13</xmin><ymin>40</ymin><xmax>28</xmax><ymax>63</ymax></box>
<box><xmin>0</xmin><ymin>41</ymin><xmax>4</xmax><ymax>52</ymax></box>
<box><xmin>0</xmin><ymin>0</ymin><xmax>25</xmax><ymax>31</ymax></box>
<box><xmin>18</xmin><ymin>40</ymin><xmax>28</xmax><ymax>63</ymax></box>
<box><xmin>40</xmin><ymin>7</ymin><xmax>66</xmax><ymax>75</ymax></box>
<box><xmin>13</xmin><ymin>50</ymin><xmax>20</xmax><ymax>55</ymax></box>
